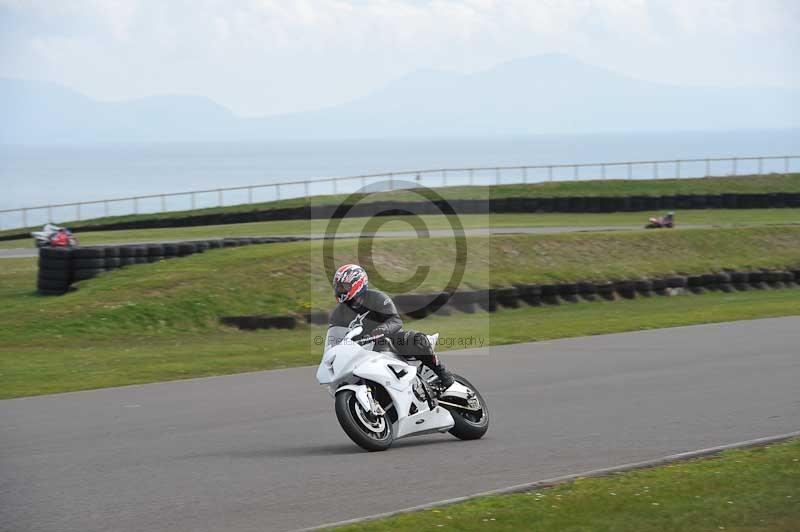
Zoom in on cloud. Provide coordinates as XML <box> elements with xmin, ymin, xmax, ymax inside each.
<box><xmin>1</xmin><ymin>0</ymin><xmax>797</xmax><ymax>116</ymax></box>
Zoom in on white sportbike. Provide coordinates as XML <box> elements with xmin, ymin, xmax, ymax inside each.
<box><xmin>316</xmin><ymin>314</ymin><xmax>489</xmax><ymax>451</ymax></box>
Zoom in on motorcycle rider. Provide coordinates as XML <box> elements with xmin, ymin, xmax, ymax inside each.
<box><xmin>329</xmin><ymin>263</ymin><xmax>455</xmax><ymax>389</ymax></box>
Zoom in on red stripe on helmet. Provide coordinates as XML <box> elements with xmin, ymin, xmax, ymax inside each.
<box><xmin>345</xmin><ymin>277</ymin><xmax>366</xmax><ymax>301</ymax></box>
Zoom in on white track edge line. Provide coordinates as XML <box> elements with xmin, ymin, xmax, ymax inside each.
<box><xmin>290</xmin><ymin>429</ymin><xmax>800</xmax><ymax>532</ymax></box>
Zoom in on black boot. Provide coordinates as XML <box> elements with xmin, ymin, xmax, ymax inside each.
<box><xmin>432</xmin><ymin>364</ymin><xmax>455</xmax><ymax>390</ymax></box>
<box><xmin>406</xmin><ymin>331</ymin><xmax>455</xmax><ymax>390</ymax></box>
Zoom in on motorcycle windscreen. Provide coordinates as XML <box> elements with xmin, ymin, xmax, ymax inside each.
<box><xmin>324</xmin><ymin>326</ymin><xmax>349</xmax><ymax>349</ymax></box>
<box><xmin>317</xmin><ymin>326</ymin><xmax>348</xmax><ymax>384</ymax></box>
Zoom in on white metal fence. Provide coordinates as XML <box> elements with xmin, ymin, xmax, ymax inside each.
<box><xmin>1</xmin><ymin>154</ymin><xmax>797</xmax><ymax>231</ymax></box>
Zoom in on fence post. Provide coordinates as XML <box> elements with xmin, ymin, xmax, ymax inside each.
<box><xmin>191</xmin><ymin>192</ymin><xmax>196</xmax><ymax>210</ymax></box>
<box><xmin>548</xmin><ymin>166</ymin><xmax>553</xmax><ymax>181</ymax></box>
<box><xmin>304</xmin><ymin>181</ymin><xmax>309</xmax><ymax>198</ymax></box>
<box><xmin>705</xmin><ymin>159</ymin><xmax>710</xmax><ymax>177</ymax></box>
<box><xmin>389</xmin><ymin>173</ymin><xmax>394</xmax><ymax>191</ymax></box>
<box><xmin>160</xmin><ymin>195</ymin><xmax>166</xmax><ymax>212</ymax></box>
<box><xmin>675</xmin><ymin>160</ymin><xmax>681</xmax><ymax>179</ymax></box>
<box><xmin>469</xmin><ymin>169</ymin><xmax>474</xmax><ymax>186</ymax></box>
<box><xmin>757</xmin><ymin>157</ymin><xmax>763</xmax><ymax>176</ymax></box>
<box><xmin>601</xmin><ymin>164</ymin><xmax>606</xmax><ymax>180</ymax></box>
<box><xmin>574</xmin><ymin>165</ymin><xmax>579</xmax><ymax>180</ymax></box>
<box><xmin>732</xmin><ymin>157</ymin><xmax>737</xmax><ymax>176</ymax></box>
<box><xmin>653</xmin><ymin>162</ymin><xmax>658</xmax><ymax>179</ymax></box>
<box><xmin>627</xmin><ymin>163</ymin><xmax>632</xmax><ymax>180</ymax></box>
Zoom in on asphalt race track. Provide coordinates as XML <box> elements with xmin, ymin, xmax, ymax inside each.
<box><xmin>0</xmin><ymin>225</ymin><xmax>712</xmax><ymax>258</ymax></box>
<box><xmin>1</xmin><ymin>317</ymin><xmax>798</xmax><ymax>532</ymax></box>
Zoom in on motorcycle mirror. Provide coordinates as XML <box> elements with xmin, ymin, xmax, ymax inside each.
<box><xmin>345</xmin><ymin>326</ymin><xmax>363</xmax><ymax>340</ymax></box>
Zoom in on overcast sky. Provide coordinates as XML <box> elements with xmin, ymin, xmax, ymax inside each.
<box><xmin>1</xmin><ymin>0</ymin><xmax>798</xmax><ymax>117</ymax></box>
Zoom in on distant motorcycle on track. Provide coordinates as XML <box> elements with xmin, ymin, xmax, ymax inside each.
<box><xmin>31</xmin><ymin>223</ymin><xmax>78</xmax><ymax>248</ymax></box>
<box><xmin>317</xmin><ymin>313</ymin><xmax>489</xmax><ymax>451</ymax></box>
<box><xmin>645</xmin><ymin>211</ymin><xmax>675</xmax><ymax>229</ymax></box>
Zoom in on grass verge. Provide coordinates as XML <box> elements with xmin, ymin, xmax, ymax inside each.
<box><xmin>2</xmin><ymin>209</ymin><xmax>800</xmax><ymax>249</ymax></box>
<box><xmin>329</xmin><ymin>439</ymin><xmax>800</xmax><ymax>532</ymax></box>
<box><xmin>2</xmin><ymin>173</ymin><xmax>797</xmax><ymax>238</ymax></box>
<box><xmin>2</xmin><ymin>227</ymin><xmax>800</xmax><ymax>344</ymax></box>
<box><xmin>2</xmin><ymin>288</ymin><xmax>799</xmax><ymax>399</ymax></box>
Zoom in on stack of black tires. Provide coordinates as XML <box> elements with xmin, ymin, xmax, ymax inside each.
<box><xmin>37</xmin><ymin>247</ymin><xmax>73</xmax><ymax>295</ymax></box>
<box><xmin>35</xmin><ymin>236</ymin><xmax>306</xmax><ymax>296</ymax></box>
<box><xmin>72</xmin><ymin>247</ymin><xmax>108</xmax><ymax>282</ymax></box>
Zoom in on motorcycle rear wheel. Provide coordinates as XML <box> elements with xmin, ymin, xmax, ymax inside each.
<box><xmin>335</xmin><ymin>389</ymin><xmax>394</xmax><ymax>452</ymax></box>
<box><xmin>442</xmin><ymin>374</ymin><xmax>489</xmax><ymax>441</ymax></box>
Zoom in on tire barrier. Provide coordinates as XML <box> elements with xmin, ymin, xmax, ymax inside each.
<box><xmin>687</xmin><ymin>275</ymin><xmax>706</xmax><ymax>294</ymax></box>
<box><xmin>495</xmin><ymin>287</ymin><xmax>521</xmax><ymax>308</ymax></box>
<box><xmin>651</xmin><ymin>278</ymin><xmax>667</xmax><ymax>295</ymax></box>
<box><xmin>219</xmin><ymin>267</ymin><xmax>800</xmax><ymax>330</ymax></box>
<box><xmin>556</xmin><ymin>283</ymin><xmax>579</xmax><ymax>303</ymax></box>
<box><xmin>730</xmin><ymin>271</ymin><xmax>749</xmax><ymax>291</ymax></box>
<box><xmin>748</xmin><ymin>271</ymin><xmax>768</xmax><ymax>290</ymax></box>
<box><xmin>714</xmin><ymin>272</ymin><xmax>734</xmax><ymax>292</ymax></box>
<box><xmin>474</xmin><ymin>289</ymin><xmax>497</xmax><ymax>313</ymax></box>
<box><xmin>540</xmin><ymin>284</ymin><xmax>560</xmax><ymax>305</ymax></box>
<box><xmin>145</xmin><ymin>244</ymin><xmax>164</xmax><ymax>263</ymax></box>
<box><xmin>219</xmin><ymin>316</ymin><xmax>297</xmax><ymax>330</ymax></box>
<box><xmin>576</xmin><ymin>281</ymin><xmax>597</xmax><ymax>302</ymax></box>
<box><xmin>305</xmin><ymin>311</ymin><xmax>329</xmax><ymax>325</ymax></box>
<box><xmin>595</xmin><ymin>282</ymin><xmax>616</xmax><ymax>301</ymax></box>
<box><xmin>37</xmin><ymin>247</ymin><xmax>73</xmax><ymax>295</ymax></box>
<box><xmin>176</xmin><ymin>242</ymin><xmax>196</xmax><ymax>256</ymax></box>
<box><xmin>35</xmin><ymin>236</ymin><xmax>307</xmax><ymax>296</ymax></box>
<box><xmin>449</xmin><ymin>290</ymin><xmax>479</xmax><ymax>313</ymax></box>
<box><xmin>634</xmin><ymin>279</ymin><xmax>653</xmax><ymax>297</ymax></box>
<box><xmin>615</xmin><ymin>280</ymin><xmax>637</xmax><ymax>299</ymax></box>
<box><xmin>133</xmin><ymin>246</ymin><xmax>148</xmax><ymax>264</ymax></box>
<box><xmin>516</xmin><ymin>284</ymin><xmax>542</xmax><ymax>306</ymax></box>
<box><xmin>8</xmin><ymin>190</ymin><xmax>800</xmax><ymax>242</ymax></box>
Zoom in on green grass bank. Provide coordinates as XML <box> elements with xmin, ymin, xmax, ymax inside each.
<box><xmin>2</xmin><ymin>208</ymin><xmax>800</xmax><ymax>250</ymax></box>
<box><xmin>3</xmin><ymin>173</ymin><xmax>798</xmax><ymax>238</ymax></box>
<box><xmin>330</xmin><ymin>439</ymin><xmax>800</xmax><ymax>532</ymax></box>
<box><xmin>2</xmin><ymin>225</ymin><xmax>800</xmax><ymax>398</ymax></box>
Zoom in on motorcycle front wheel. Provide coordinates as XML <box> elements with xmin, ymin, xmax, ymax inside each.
<box><xmin>335</xmin><ymin>389</ymin><xmax>394</xmax><ymax>452</ymax></box>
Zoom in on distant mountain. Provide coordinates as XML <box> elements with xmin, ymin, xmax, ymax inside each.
<box><xmin>2</xmin><ymin>54</ymin><xmax>799</xmax><ymax>143</ymax></box>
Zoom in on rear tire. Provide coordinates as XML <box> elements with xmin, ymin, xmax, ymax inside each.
<box><xmin>443</xmin><ymin>374</ymin><xmax>489</xmax><ymax>441</ymax></box>
<box><xmin>335</xmin><ymin>389</ymin><xmax>393</xmax><ymax>452</ymax></box>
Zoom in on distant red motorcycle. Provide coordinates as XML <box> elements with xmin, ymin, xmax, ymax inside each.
<box><xmin>645</xmin><ymin>212</ymin><xmax>675</xmax><ymax>229</ymax></box>
<box><xmin>31</xmin><ymin>224</ymin><xmax>79</xmax><ymax>248</ymax></box>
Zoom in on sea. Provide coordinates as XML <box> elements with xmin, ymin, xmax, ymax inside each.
<box><xmin>1</xmin><ymin>129</ymin><xmax>799</xmax><ymax>228</ymax></box>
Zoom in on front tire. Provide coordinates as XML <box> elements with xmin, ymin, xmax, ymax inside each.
<box><xmin>335</xmin><ymin>389</ymin><xmax>393</xmax><ymax>452</ymax></box>
<box><xmin>443</xmin><ymin>374</ymin><xmax>489</xmax><ymax>441</ymax></box>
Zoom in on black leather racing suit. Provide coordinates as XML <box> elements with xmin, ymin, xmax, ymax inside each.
<box><xmin>328</xmin><ymin>288</ymin><xmax>450</xmax><ymax>381</ymax></box>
